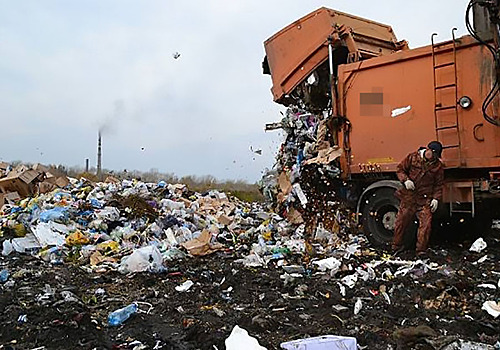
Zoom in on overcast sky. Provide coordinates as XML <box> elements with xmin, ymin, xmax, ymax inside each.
<box><xmin>0</xmin><ymin>0</ymin><xmax>470</xmax><ymax>182</ymax></box>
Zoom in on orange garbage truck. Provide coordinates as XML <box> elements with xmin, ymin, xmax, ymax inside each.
<box><xmin>263</xmin><ymin>2</ymin><xmax>500</xmax><ymax>244</ymax></box>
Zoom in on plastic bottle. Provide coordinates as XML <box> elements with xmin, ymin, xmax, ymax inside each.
<box><xmin>107</xmin><ymin>303</ymin><xmax>137</xmax><ymax>326</ymax></box>
<box><xmin>0</xmin><ymin>269</ymin><xmax>9</xmax><ymax>283</ymax></box>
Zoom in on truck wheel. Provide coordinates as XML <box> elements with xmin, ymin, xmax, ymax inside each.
<box><xmin>361</xmin><ymin>188</ymin><xmax>412</xmax><ymax>246</ymax></box>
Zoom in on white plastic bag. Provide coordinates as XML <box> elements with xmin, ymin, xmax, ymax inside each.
<box><xmin>313</xmin><ymin>257</ymin><xmax>341</xmax><ymax>272</ymax></box>
<box><xmin>33</xmin><ymin>223</ymin><xmax>65</xmax><ymax>247</ymax></box>
<box><xmin>225</xmin><ymin>325</ymin><xmax>267</xmax><ymax>350</ymax></box>
<box><xmin>341</xmin><ymin>274</ymin><xmax>358</xmax><ymax>289</ymax></box>
<box><xmin>11</xmin><ymin>234</ymin><xmax>42</xmax><ymax>253</ymax></box>
<box><xmin>118</xmin><ymin>246</ymin><xmax>164</xmax><ymax>273</ymax></box>
<box><xmin>391</xmin><ymin>105</ymin><xmax>411</xmax><ymax>118</ymax></box>
<box><xmin>2</xmin><ymin>240</ymin><xmax>13</xmax><ymax>256</ymax></box>
<box><xmin>160</xmin><ymin>199</ymin><xmax>185</xmax><ymax>211</ymax></box>
<box><xmin>96</xmin><ymin>207</ymin><xmax>120</xmax><ymax>221</ymax></box>
<box><xmin>292</xmin><ymin>183</ymin><xmax>308</xmax><ymax>207</ymax></box>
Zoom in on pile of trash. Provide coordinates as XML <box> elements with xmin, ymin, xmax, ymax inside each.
<box><xmin>0</xmin><ymin>173</ymin><xmax>280</xmax><ymax>273</ymax></box>
<box><xmin>0</xmin><ymin>162</ymin><xmax>71</xmax><ymax>207</ymax></box>
<box><xmin>261</xmin><ymin>106</ymin><xmax>353</xmax><ymax>236</ymax></box>
<box><xmin>0</xmin><ymin>164</ymin><xmax>366</xmax><ymax>278</ymax></box>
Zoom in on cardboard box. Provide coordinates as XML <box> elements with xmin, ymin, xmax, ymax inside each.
<box><xmin>0</xmin><ymin>168</ymin><xmax>44</xmax><ymax>198</ymax></box>
<box><xmin>0</xmin><ymin>162</ymin><xmax>8</xmax><ymax>170</ymax></box>
<box><xmin>303</xmin><ymin>147</ymin><xmax>342</xmax><ymax>165</ymax></box>
<box><xmin>217</xmin><ymin>214</ymin><xmax>233</xmax><ymax>226</ymax></box>
<box><xmin>39</xmin><ymin>181</ymin><xmax>56</xmax><ymax>194</ymax></box>
<box><xmin>278</xmin><ymin>171</ymin><xmax>292</xmax><ymax>195</ymax></box>
<box><xmin>0</xmin><ymin>191</ymin><xmax>21</xmax><ymax>205</ymax></box>
<box><xmin>55</xmin><ymin>176</ymin><xmax>70</xmax><ymax>188</ymax></box>
<box><xmin>0</xmin><ymin>177</ymin><xmax>32</xmax><ymax>198</ymax></box>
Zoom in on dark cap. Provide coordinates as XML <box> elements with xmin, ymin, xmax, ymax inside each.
<box><xmin>427</xmin><ymin>141</ymin><xmax>443</xmax><ymax>158</ymax></box>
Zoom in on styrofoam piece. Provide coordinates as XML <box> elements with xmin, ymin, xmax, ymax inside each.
<box><xmin>281</xmin><ymin>335</ymin><xmax>357</xmax><ymax>350</ymax></box>
<box><xmin>469</xmin><ymin>237</ymin><xmax>487</xmax><ymax>253</ymax></box>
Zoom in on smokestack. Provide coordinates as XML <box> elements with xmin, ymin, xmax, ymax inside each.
<box><xmin>85</xmin><ymin>158</ymin><xmax>89</xmax><ymax>173</ymax></box>
<box><xmin>97</xmin><ymin>131</ymin><xmax>102</xmax><ymax>179</ymax></box>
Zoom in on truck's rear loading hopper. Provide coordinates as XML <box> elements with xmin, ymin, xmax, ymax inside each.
<box><xmin>263</xmin><ymin>7</ymin><xmax>407</xmax><ymax>105</ymax></box>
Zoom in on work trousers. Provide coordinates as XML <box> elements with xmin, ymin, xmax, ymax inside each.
<box><xmin>392</xmin><ymin>201</ymin><xmax>433</xmax><ymax>252</ymax></box>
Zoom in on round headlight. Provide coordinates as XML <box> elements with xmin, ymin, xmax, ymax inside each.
<box><xmin>458</xmin><ymin>96</ymin><xmax>472</xmax><ymax>109</ymax></box>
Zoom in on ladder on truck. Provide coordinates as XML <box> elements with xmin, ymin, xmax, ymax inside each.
<box><xmin>432</xmin><ymin>29</ymin><xmax>474</xmax><ymax>216</ymax></box>
<box><xmin>431</xmin><ymin>28</ymin><xmax>462</xmax><ymax>165</ymax></box>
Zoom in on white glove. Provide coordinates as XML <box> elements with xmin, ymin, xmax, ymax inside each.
<box><xmin>430</xmin><ymin>199</ymin><xmax>438</xmax><ymax>213</ymax></box>
<box><xmin>404</xmin><ymin>179</ymin><xmax>415</xmax><ymax>191</ymax></box>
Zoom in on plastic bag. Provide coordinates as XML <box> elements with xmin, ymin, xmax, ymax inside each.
<box><xmin>97</xmin><ymin>240</ymin><xmax>120</xmax><ymax>252</ymax></box>
<box><xmin>225</xmin><ymin>325</ymin><xmax>266</xmax><ymax>350</ymax></box>
<box><xmin>39</xmin><ymin>207</ymin><xmax>68</xmax><ymax>223</ymax></box>
<box><xmin>33</xmin><ymin>223</ymin><xmax>65</xmax><ymax>247</ymax></box>
<box><xmin>2</xmin><ymin>240</ymin><xmax>13</xmax><ymax>256</ymax></box>
<box><xmin>160</xmin><ymin>199</ymin><xmax>185</xmax><ymax>211</ymax></box>
<box><xmin>11</xmin><ymin>234</ymin><xmax>42</xmax><ymax>253</ymax></box>
<box><xmin>90</xmin><ymin>198</ymin><xmax>103</xmax><ymax>209</ymax></box>
<box><xmin>96</xmin><ymin>207</ymin><xmax>120</xmax><ymax>221</ymax></box>
<box><xmin>118</xmin><ymin>245</ymin><xmax>164</xmax><ymax>274</ymax></box>
<box><xmin>354</xmin><ymin>298</ymin><xmax>363</xmax><ymax>315</ymax></box>
<box><xmin>65</xmin><ymin>230</ymin><xmax>90</xmax><ymax>246</ymax></box>
<box><xmin>313</xmin><ymin>257</ymin><xmax>341</xmax><ymax>272</ymax></box>
<box><xmin>482</xmin><ymin>300</ymin><xmax>500</xmax><ymax>318</ymax></box>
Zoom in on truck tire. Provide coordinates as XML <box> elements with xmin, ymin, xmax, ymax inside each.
<box><xmin>361</xmin><ymin>187</ymin><xmax>416</xmax><ymax>247</ymax></box>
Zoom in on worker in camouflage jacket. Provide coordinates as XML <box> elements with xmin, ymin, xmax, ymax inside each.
<box><xmin>392</xmin><ymin>141</ymin><xmax>444</xmax><ymax>256</ymax></box>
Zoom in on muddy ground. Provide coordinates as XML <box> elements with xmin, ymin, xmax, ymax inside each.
<box><xmin>1</xmin><ymin>228</ymin><xmax>499</xmax><ymax>350</ymax></box>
